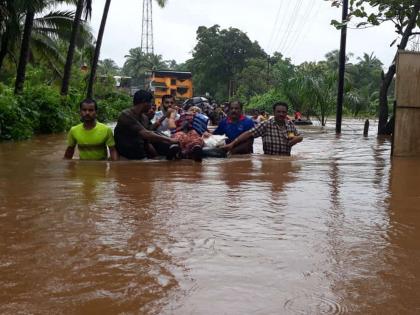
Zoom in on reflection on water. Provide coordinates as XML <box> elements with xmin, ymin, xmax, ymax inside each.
<box><xmin>1</xmin><ymin>120</ymin><xmax>420</xmax><ymax>314</ymax></box>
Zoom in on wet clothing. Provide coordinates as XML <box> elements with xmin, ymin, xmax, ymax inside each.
<box><xmin>115</xmin><ymin>109</ymin><xmax>173</xmax><ymax>159</ymax></box>
<box><xmin>171</xmin><ymin>112</ymin><xmax>207</xmax><ymax>157</ymax></box>
<box><xmin>172</xmin><ymin>113</ymin><xmax>209</xmax><ymax>136</ymax></box>
<box><xmin>250</xmin><ymin>118</ymin><xmax>299</xmax><ymax>155</ymax></box>
<box><xmin>114</xmin><ymin>109</ymin><xmax>147</xmax><ymax>159</ymax></box>
<box><xmin>173</xmin><ymin>130</ymin><xmax>204</xmax><ymax>156</ymax></box>
<box><xmin>67</xmin><ymin>122</ymin><xmax>115</xmax><ymax>160</ymax></box>
<box><xmin>214</xmin><ymin>115</ymin><xmax>255</xmax><ymax>144</ymax></box>
<box><xmin>152</xmin><ymin>110</ymin><xmax>180</xmax><ymax>133</ymax></box>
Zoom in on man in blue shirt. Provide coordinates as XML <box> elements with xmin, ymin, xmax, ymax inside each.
<box><xmin>213</xmin><ymin>101</ymin><xmax>254</xmax><ymax>154</ymax></box>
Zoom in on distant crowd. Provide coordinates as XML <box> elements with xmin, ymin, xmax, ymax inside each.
<box><xmin>64</xmin><ymin>90</ymin><xmax>303</xmax><ymax>162</ymax></box>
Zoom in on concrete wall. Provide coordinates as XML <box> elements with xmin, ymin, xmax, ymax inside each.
<box><xmin>393</xmin><ymin>51</ymin><xmax>420</xmax><ymax>157</ymax></box>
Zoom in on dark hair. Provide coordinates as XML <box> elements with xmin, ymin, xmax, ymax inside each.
<box><xmin>133</xmin><ymin>90</ymin><xmax>153</xmax><ymax>105</ymax></box>
<box><xmin>79</xmin><ymin>98</ymin><xmax>98</xmax><ymax>111</ymax></box>
<box><xmin>228</xmin><ymin>101</ymin><xmax>243</xmax><ymax>110</ymax></box>
<box><xmin>162</xmin><ymin>94</ymin><xmax>175</xmax><ymax>103</ymax></box>
<box><xmin>272</xmin><ymin>101</ymin><xmax>289</xmax><ymax>112</ymax></box>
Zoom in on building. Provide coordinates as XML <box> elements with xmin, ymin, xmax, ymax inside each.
<box><xmin>150</xmin><ymin>70</ymin><xmax>193</xmax><ymax>106</ymax></box>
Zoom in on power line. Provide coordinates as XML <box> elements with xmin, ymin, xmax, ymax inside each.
<box><xmin>266</xmin><ymin>0</ymin><xmax>285</xmax><ymax>52</ymax></box>
<box><xmin>270</xmin><ymin>0</ymin><xmax>293</xmax><ymax>55</ymax></box>
<box><xmin>283</xmin><ymin>0</ymin><xmax>320</xmax><ymax>57</ymax></box>
<box><xmin>275</xmin><ymin>0</ymin><xmax>304</xmax><ymax>54</ymax></box>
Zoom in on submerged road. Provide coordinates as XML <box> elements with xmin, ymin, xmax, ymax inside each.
<box><xmin>1</xmin><ymin>119</ymin><xmax>420</xmax><ymax>314</ymax></box>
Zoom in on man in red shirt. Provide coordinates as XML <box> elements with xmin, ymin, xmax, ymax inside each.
<box><xmin>213</xmin><ymin>101</ymin><xmax>255</xmax><ymax>154</ymax></box>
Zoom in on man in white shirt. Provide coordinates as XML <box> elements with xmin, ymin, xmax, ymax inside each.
<box><xmin>152</xmin><ymin>95</ymin><xmax>180</xmax><ymax>135</ymax></box>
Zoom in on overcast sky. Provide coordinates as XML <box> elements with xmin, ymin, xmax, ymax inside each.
<box><xmin>82</xmin><ymin>0</ymin><xmax>399</xmax><ymax>67</ymax></box>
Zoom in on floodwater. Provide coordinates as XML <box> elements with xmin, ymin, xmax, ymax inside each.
<box><xmin>1</xmin><ymin>119</ymin><xmax>420</xmax><ymax>315</ymax></box>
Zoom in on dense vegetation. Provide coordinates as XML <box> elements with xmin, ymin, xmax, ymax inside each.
<box><xmin>120</xmin><ymin>25</ymin><xmax>391</xmax><ymax>126</ymax></box>
<box><xmin>328</xmin><ymin>0</ymin><xmax>420</xmax><ymax>133</ymax></box>
<box><xmin>0</xmin><ymin>0</ymin><xmax>140</xmax><ymax>140</ymax></box>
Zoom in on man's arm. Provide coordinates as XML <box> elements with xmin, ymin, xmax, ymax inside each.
<box><xmin>150</xmin><ymin>115</ymin><xmax>167</xmax><ymax>131</ymax></box>
<box><xmin>139</xmin><ymin>129</ymin><xmax>179</xmax><ymax>144</ymax></box>
<box><xmin>167</xmin><ymin>110</ymin><xmax>177</xmax><ymax>129</ymax></box>
<box><xmin>109</xmin><ymin>147</ymin><xmax>119</xmax><ymax>161</ymax></box>
<box><xmin>288</xmin><ymin>124</ymin><xmax>303</xmax><ymax>147</ymax></box>
<box><xmin>223</xmin><ymin>120</ymin><xmax>266</xmax><ymax>152</ymax></box>
<box><xmin>64</xmin><ymin>146</ymin><xmax>75</xmax><ymax>159</ymax></box>
<box><xmin>223</xmin><ymin>130</ymin><xmax>253</xmax><ymax>152</ymax></box>
<box><xmin>288</xmin><ymin>136</ymin><xmax>303</xmax><ymax>147</ymax></box>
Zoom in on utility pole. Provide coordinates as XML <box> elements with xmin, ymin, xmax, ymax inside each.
<box><xmin>336</xmin><ymin>0</ymin><xmax>348</xmax><ymax>134</ymax></box>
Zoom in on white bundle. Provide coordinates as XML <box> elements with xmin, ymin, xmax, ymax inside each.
<box><xmin>203</xmin><ymin>135</ymin><xmax>227</xmax><ymax>148</ymax></box>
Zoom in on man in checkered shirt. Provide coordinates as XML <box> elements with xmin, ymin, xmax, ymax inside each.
<box><xmin>223</xmin><ymin>102</ymin><xmax>303</xmax><ymax>155</ymax></box>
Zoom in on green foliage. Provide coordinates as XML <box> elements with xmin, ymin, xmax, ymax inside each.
<box><xmin>0</xmin><ymin>82</ymin><xmax>131</xmax><ymax>141</ymax></box>
<box><xmin>96</xmin><ymin>92</ymin><xmax>131</xmax><ymax>123</ymax></box>
<box><xmin>234</xmin><ymin>58</ymin><xmax>271</xmax><ymax>103</ymax></box>
<box><xmin>245</xmin><ymin>89</ymin><xmax>287</xmax><ymax>113</ymax></box>
<box><xmin>98</xmin><ymin>58</ymin><xmax>120</xmax><ymax>76</ymax></box>
<box><xmin>19</xmin><ymin>85</ymin><xmax>75</xmax><ymax>134</ymax></box>
<box><xmin>0</xmin><ymin>84</ymin><xmax>71</xmax><ymax>139</ymax></box>
<box><xmin>242</xmin><ymin>49</ymin><xmax>383</xmax><ymax>125</ymax></box>
<box><xmin>121</xmin><ymin>48</ymin><xmax>170</xmax><ymax>86</ymax></box>
<box><xmin>0</xmin><ymin>85</ymin><xmax>35</xmax><ymax>140</ymax></box>
<box><xmin>186</xmin><ymin>25</ymin><xmax>266</xmax><ymax>100</ymax></box>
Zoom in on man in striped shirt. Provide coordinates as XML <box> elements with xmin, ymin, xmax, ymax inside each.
<box><xmin>223</xmin><ymin>102</ymin><xmax>303</xmax><ymax>155</ymax></box>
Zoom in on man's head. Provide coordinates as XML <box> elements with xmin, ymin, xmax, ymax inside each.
<box><xmin>79</xmin><ymin>98</ymin><xmax>97</xmax><ymax>122</ymax></box>
<box><xmin>133</xmin><ymin>90</ymin><xmax>153</xmax><ymax>113</ymax></box>
<box><xmin>273</xmin><ymin>102</ymin><xmax>289</xmax><ymax>122</ymax></box>
<box><xmin>228</xmin><ymin>101</ymin><xmax>243</xmax><ymax>120</ymax></box>
<box><xmin>146</xmin><ymin>104</ymin><xmax>156</xmax><ymax>120</ymax></box>
<box><xmin>161</xmin><ymin>95</ymin><xmax>175</xmax><ymax>111</ymax></box>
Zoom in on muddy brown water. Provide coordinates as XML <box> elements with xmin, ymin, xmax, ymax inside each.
<box><xmin>1</xmin><ymin>120</ymin><xmax>420</xmax><ymax>314</ymax></box>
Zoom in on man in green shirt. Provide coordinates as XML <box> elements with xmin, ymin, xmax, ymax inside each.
<box><xmin>64</xmin><ymin>99</ymin><xmax>118</xmax><ymax>161</ymax></box>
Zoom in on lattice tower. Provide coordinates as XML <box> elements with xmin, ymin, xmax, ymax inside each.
<box><xmin>141</xmin><ymin>0</ymin><xmax>154</xmax><ymax>54</ymax></box>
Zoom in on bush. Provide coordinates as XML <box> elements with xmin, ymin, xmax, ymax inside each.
<box><xmin>244</xmin><ymin>89</ymin><xmax>287</xmax><ymax>114</ymax></box>
<box><xmin>18</xmin><ymin>86</ymin><xmax>77</xmax><ymax>134</ymax></box>
<box><xmin>0</xmin><ymin>86</ymin><xmax>36</xmax><ymax>140</ymax></box>
<box><xmin>96</xmin><ymin>92</ymin><xmax>131</xmax><ymax>123</ymax></box>
<box><xmin>0</xmin><ymin>81</ymin><xmax>131</xmax><ymax>141</ymax></box>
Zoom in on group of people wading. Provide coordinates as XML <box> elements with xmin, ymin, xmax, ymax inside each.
<box><xmin>64</xmin><ymin>90</ymin><xmax>303</xmax><ymax>162</ymax></box>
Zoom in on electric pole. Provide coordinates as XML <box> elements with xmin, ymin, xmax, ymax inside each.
<box><xmin>336</xmin><ymin>0</ymin><xmax>348</xmax><ymax>134</ymax></box>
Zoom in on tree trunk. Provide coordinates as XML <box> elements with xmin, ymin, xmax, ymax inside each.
<box><xmin>378</xmin><ymin>2</ymin><xmax>420</xmax><ymax>134</ymax></box>
<box><xmin>14</xmin><ymin>8</ymin><xmax>35</xmax><ymax>94</ymax></box>
<box><xmin>87</xmin><ymin>0</ymin><xmax>111</xmax><ymax>99</ymax></box>
<box><xmin>61</xmin><ymin>0</ymin><xmax>84</xmax><ymax>96</ymax></box>
<box><xmin>0</xmin><ymin>28</ymin><xmax>10</xmax><ymax>72</ymax></box>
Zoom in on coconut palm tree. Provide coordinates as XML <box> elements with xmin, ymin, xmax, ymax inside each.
<box><xmin>86</xmin><ymin>0</ymin><xmax>111</xmax><ymax>98</ymax></box>
<box><xmin>98</xmin><ymin>58</ymin><xmax>119</xmax><ymax>75</ymax></box>
<box><xmin>0</xmin><ymin>0</ymin><xmax>19</xmax><ymax>71</ymax></box>
<box><xmin>13</xmin><ymin>0</ymin><xmax>91</xmax><ymax>94</ymax></box>
<box><xmin>61</xmin><ymin>0</ymin><xmax>92</xmax><ymax>96</ymax></box>
<box><xmin>122</xmin><ymin>47</ymin><xmax>144</xmax><ymax>77</ymax></box>
<box><xmin>14</xmin><ymin>1</ymin><xmax>38</xmax><ymax>94</ymax></box>
<box><xmin>87</xmin><ymin>0</ymin><xmax>168</xmax><ymax>98</ymax></box>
